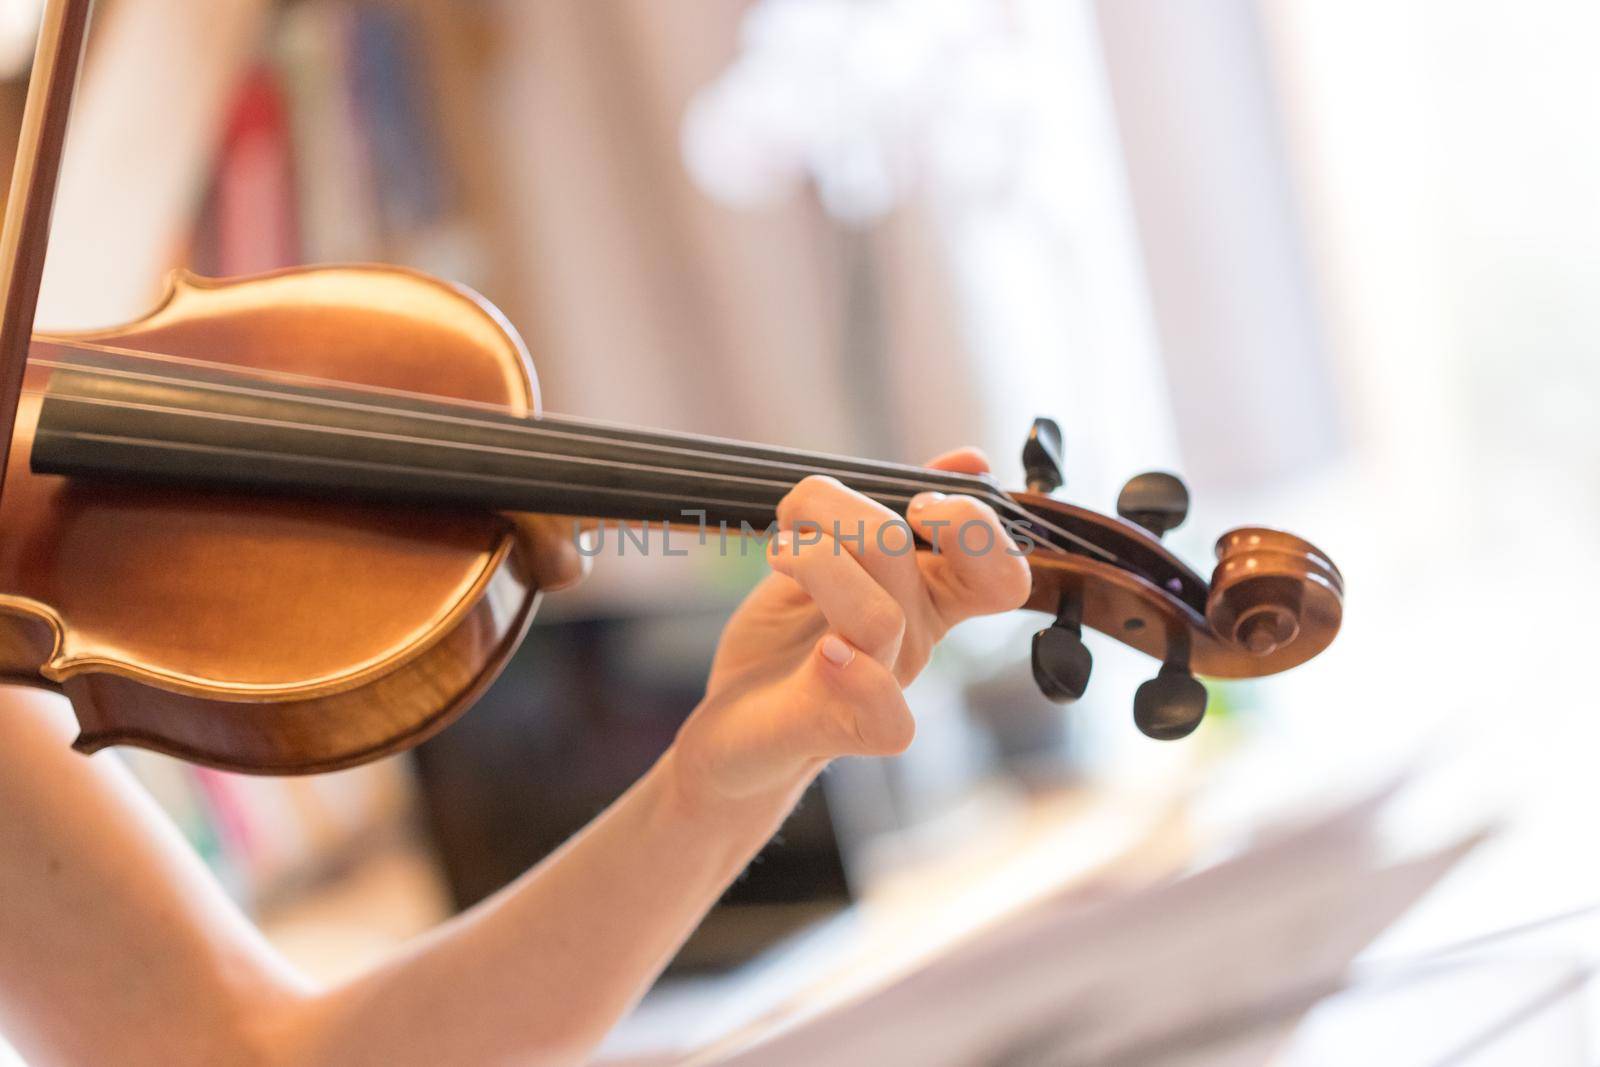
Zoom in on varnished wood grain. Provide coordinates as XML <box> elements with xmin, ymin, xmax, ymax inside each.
<box><xmin>1016</xmin><ymin>492</ymin><xmax>1342</xmax><ymax>678</ymax></box>
<box><xmin>0</xmin><ymin>266</ymin><xmax>552</xmax><ymax>773</ymax></box>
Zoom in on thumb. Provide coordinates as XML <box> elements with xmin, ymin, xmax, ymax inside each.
<box><xmin>682</xmin><ymin>635</ymin><xmax>916</xmax><ymax>801</ymax></box>
<box><xmin>786</xmin><ymin>634</ymin><xmax>916</xmax><ymax>760</ymax></box>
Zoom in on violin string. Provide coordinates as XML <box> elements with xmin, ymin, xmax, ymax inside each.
<box><xmin>37</xmin><ymin>385</ymin><xmax>1110</xmax><ymax>564</ymax></box>
<box><xmin>26</xmin><ymin>348</ymin><xmax>1122</xmax><ymax>563</ymax></box>
<box><xmin>28</xmin><ymin>343</ymin><xmax>1113</xmax><ymax>559</ymax></box>
<box><xmin>36</xmin><ymin>393</ymin><xmax>950</xmax><ymax>528</ymax></box>
<box><xmin>30</xmin><ymin>339</ymin><xmax>990</xmax><ymax>487</ymax></box>
<box><xmin>36</xmin><ymin>339</ymin><xmax>545</xmax><ymax>415</ymax></box>
<box><xmin>42</xmin><ymin>427</ymin><xmax>851</xmax><ymax>521</ymax></box>
<box><xmin>33</xmin><ymin>363</ymin><xmax>992</xmax><ymax>501</ymax></box>
<box><xmin>27</xmin><ymin>353</ymin><xmax>994</xmax><ymax>496</ymax></box>
<box><xmin>43</xmin><ymin>390</ymin><xmax>937</xmax><ymax>504</ymax></box>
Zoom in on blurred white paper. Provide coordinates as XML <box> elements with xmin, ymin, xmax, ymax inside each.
<box><xmin>670</xmin><ymin>788</ymin><xmax>1479</xmax><ymax>1067</ymax></box>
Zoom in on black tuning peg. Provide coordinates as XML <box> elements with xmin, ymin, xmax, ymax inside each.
<box><xmin>1133</xmin><ymin>663</ymin><xmax>1208</xmax><ymax>740</ymax></box>
<box><xmin>1031</xmin><ymin>594</ymin><xmax>1092</xmax><ymax>703</ymax></box>
<box><xmin>1022</xmin><ymin>417</ymin><xmax>1065</xmax><ymax>495</ymax></box>
<box><xmin>1116</xmin><ymin>471</ymin><xmax>1190</xmax><ymax>539</ymax></box>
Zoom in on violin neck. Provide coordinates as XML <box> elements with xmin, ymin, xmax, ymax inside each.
<box><xmin>29</xmin><ymin>344</ymin><xmax>1002</xmax><ymax>533</ymax></box>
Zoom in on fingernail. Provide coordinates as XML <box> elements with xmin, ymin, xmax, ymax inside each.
<box><xmin>771</xmin><ymin>531</ymin><xmax>793</xmax><ymax>554</ymax></box>
<box><xmin>909</xmin><ymin>492</ymin><xmax>946</xmax><ymax>512</ymax></box>
<box><xmin>821</xmin><ymin>635</ymin><xmax>856</xmax><ymax>667</ymax></box>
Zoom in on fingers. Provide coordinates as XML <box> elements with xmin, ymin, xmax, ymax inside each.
<box><xmin>775</xmin><ymin>475</ymin><xmax>935</xmax><ymax>634</ymax></box>
<box><xmin>790</xmin><ymin>635</ymin><xmax>915</xmax><ymax>759</ymax></box>
<box><xmin>924</xmin><ymin>446</ymin><xmax>992</xmax><ymax>476</ymax></box>
<box><xmin>767</xmin><ymin>530</ymin><xmax>905</xmax><ymax>664</ymax></box>
<box><xmin>509</xmin><ymin>513</ymin><xmax>592</xmax><ymax>592</ymax></box>
<box><xmin>914</xmin><ymin>446</ymin><xmax>1032</xmax><ymax>620</ymax></box>
<box><xmin>905</xmin><ymin>490</ymin><xmax>1033</xmax><ymax>621</ymax></box>
<box><xmin>688</xmin><ymin>633</ymin><xmax>915</xmax><ymax>798</ymax></box>
<box><xmin>772</xmin><ymin>468</ymin><xmax>1029</xmax><ymax>672</ymax></box>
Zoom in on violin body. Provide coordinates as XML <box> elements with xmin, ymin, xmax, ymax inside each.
<box><xmin>0</xmin><ymin>266</ymin><xmax>555</xmax><ymax>772</ymax></box>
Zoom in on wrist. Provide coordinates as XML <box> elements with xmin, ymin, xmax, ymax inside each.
<box><xmin>656</xmin><ymin>741</ymin><xmax>819</xmax><ymax>833</ymax></box>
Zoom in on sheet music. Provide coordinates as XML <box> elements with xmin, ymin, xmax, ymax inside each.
<box><xmin>639</xmin><ymin>784</ymin><xmax>1479</xmax><ymax>1067</ymax></box>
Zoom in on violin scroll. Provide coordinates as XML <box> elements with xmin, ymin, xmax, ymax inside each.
<box><xmin>1015</xmin><ymin>421</ymin><xmax>1343</xmax><ymax>737</ymax></box>
<box><xmin>1207</xmin><ymin>528</ymin><xmax>1344</xmax><ymax>659</ymax></box>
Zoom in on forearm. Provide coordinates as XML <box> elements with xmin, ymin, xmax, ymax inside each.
<box><xmin>0</xmin><ymin>689</ymin><xmax>813</xmax><ymax>1067</ymax></box>
<box><xmin>291</xmin><ymin>746</ymin><xmax>813</xmax><ymax>1067</ymax></box>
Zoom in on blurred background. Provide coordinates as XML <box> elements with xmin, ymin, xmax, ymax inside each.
<box><xmin>3</xmin><ymin>0</ymin><xmax>1600</xmax><ymax>1061</ymax></box>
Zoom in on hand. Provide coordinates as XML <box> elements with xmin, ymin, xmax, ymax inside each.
<box><xmin>668</xmin><ymin>448</ymin><xmax>1032</xmax><ymax>814</ymax></box>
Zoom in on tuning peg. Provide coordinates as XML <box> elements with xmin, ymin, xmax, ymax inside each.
<box><xmin>1031</xmin><ymin>592</ymin><xmax>1092</xmax><ymax>703</ymax></box>
<box><xmin>1033</xmin><ymin>625</ymin><xmax>1092</xmax><ymax>704</ymax></box>
<box><xmin>1022</xmin><ymin>417</ymin><xmax>1065</xmax><ymax>495</ymax></box>
<box><xmin>1116</xmin><ymin>471</ymin><xmax>1190</xmax><ymax>539</ymax></box>
<box><xmin>1132</xmin><ymin>663</ymin><xmax>1208</xmax><ymax>740</ymax></box>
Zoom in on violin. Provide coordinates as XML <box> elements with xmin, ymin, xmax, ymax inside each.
<box><xmin>0</xmin><ymin>1</ymin><xmax>1341</xmax><ymax>775</ymax></box>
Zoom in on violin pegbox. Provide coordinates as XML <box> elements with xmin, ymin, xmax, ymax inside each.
<box><xmin>1015</xmin><ymin>419</ymin><xmax>1343</xmax><ymax>740</ymax></box>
